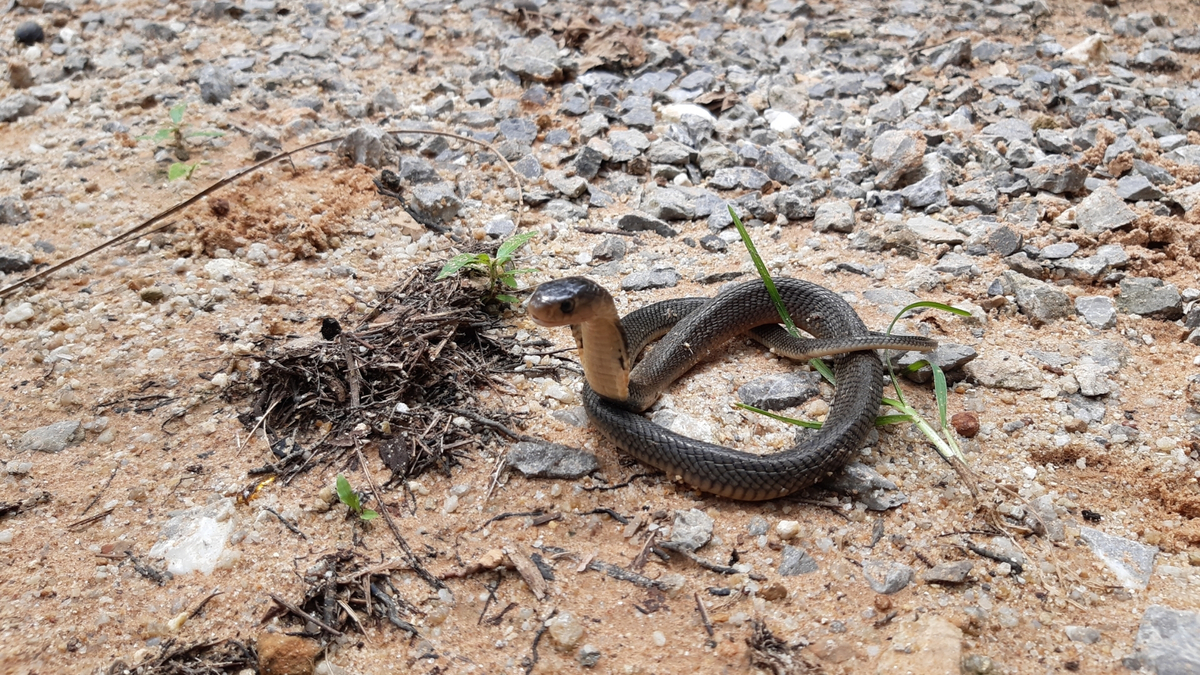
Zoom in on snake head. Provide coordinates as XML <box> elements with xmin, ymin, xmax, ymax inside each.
<box><xmin>527</xmin><ymin>276</ymin><xmax>609</xmax><ymax>327</ymax></box>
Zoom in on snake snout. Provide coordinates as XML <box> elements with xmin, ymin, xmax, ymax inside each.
<box><xmin>527</xmin><ymin>277</ymin><xmax>605</xmax><ymax>327</ymax></box>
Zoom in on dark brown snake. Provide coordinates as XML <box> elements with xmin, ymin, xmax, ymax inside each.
<box><xmin>527</xmin><ymin>276</ymin><xmax>936</xmax><ymax>501</ymax></box>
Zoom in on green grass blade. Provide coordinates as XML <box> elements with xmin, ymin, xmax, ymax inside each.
<box><xmin>436</xmin><ymin>253</ymin><xmax>486</xmax><ymax>280</ymax></box>
<box><xmin>885</xmin><ymin>301</ymin><xmax>971</xmax><ymax>335</ymax></box>
<box><xmin>730</xmin><ymin>206</ymin><xmax>799</xmax><ymax>338</ymax></box>
<box><xmin>500</xmin><ymin>274</ymin><xmax>519</xmax><ymax>289</ymax></box>
<box><xmin>169</xmin><ymin>103</ymin><xmax>186</xmax><ymax>125</ymax></box>
<box><xmin>735</xmin><ymin>403</ymin><xmax>823</xmax><ymax>429</ymax></box>
<box><xmin>874</xmin><ymin>414</ymin><xmax>914</xmax><ymax>426</ymax></box>
<box><xmin>496</xmin><ymin>231</ymin><xmax>537</xmax><ymax>263</ymax></box>
<box><xmin>167</xmin><ymin>162</ymin><xmax>197</xmax><ymax>181</ymax></box>
<box><xmin>931</xmin><ymin>361</ymin><xmax>949</xmax><ymax>429</ymax></box>
<box><xmin>809</xmin><ymin>358</ymin><xmax>836</xmax><ymax>385</ymax></box>
<box><xmin>186</xmin><ymin>130</ymin><xmax>225</xmax><ymax>138</ymax></box>
<box><xmin>494</xmin><ymin>294</ymin><xmax>520</xmax><ymax>304</ymax></box>
<box><xmin>360</xmin><ymin>509</ymin><xmax>379</xmax><ymax>521</ymax></box>
<box><xmin>335</xmin><ymin>474</ymin><xmax>358</xmax><ymax>510</ymax></box>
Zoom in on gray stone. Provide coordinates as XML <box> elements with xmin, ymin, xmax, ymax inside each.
<box><xmin>813</xmin><ymin>201</ymin><xmax>855</xmax><ymax>233</ymax></box>
<box><xmin>932</xmin><ymin>253</ymin><xmax>979</xmax><ymax>277</ymax></box>
<box><xmin>981</xmin><ymin>118</ymin><xmax>1034</xmax><ymax>143</ymax></box>
<box><xmin>543</xmin><ymin>199</ymin><xmax>587</xmax><ymax>222</ymax></box>
<box><xmin>670</xmin><ymin>508</ymin><xmax>713</xmax><ymax>552</ymax></box>
<box><xmin>829</xmin><ymin>463</ymin><xmax>908</xmax><ymax>511</ymax></box>
<box><xmin>949</xmin><ymin>178</ymin><xmax>998</xmax><ymax>213</ymax></box>
<box><xmin>1003</xmin><ymin>270</ymin><xmax>1074</xmax><ymax>325</ymax></box>
<box><xmin>1027</xmin><ymin>495</ymin><xmax>1065</xmax><ymax>542</ymax></box>
<box><xmin>0</xmin><ymin>247</ymin><xmax>34</xmax><ymax>273</ymax></box>
<box><xmin>647</xmin><ymin>140</ymin><xmax>694</xmax><ymax>165</ymax></box>
<box><xmin>506</xmin><ymin>441</ymin><xmax>599</xmax><ymax>479</ymax></box>
<box><xmin>922</xmin><ymin>561</ymin><xmax>973</xmax><ymax>584</ymax></box>
<box><xmin>964</xmin><ymin>349</ymin><xmax>1043</xmax><ymax>390</ymax></box>
<box><xmin>1132</xmin><ymin>48</ymin><xmax>1180</xmax><ymax>70</ymax></box>
<box><xmin>1074</xmin><ymin>358</ymin><xmax>1113</xmax><ymax>397</ymax></box>
<box><xmin>651</xmin><ymin>409</ymin><xmax>715</xmax><ymax>444</ymax></box>
<box><xmin>1134</xmin><ymin>159</ymin><xmax>1176</xmax><ymax>186</ymax></box>
<box><xmin>775</xmin><ymin>189</ymin><xmax>815</xmax><ymax>221</ymax></box>
<box><xmin>0</xmin><ymin>94</ymin><xmax>40</xmax><ymax>123</ymax></box>
<box><xmin>747</xmin><ymin>516</ymin><xmax>769</xmax><ymax>536</ymax></box>
<box><xmin>906</xmin><ymin>216</ymin><xmax>963</xmax><ymax>244</ymax></box>
<box><xmin>617</xmin><ymin>212</ymin><xmax>677</xmax><ymax>237</ymax></box>
<box><xmin>1117</xmin><ymin>277</ymin><xmax>1183</xmax><ymax>320</ymax></box>
<box><xmin>698</xmin><ymin>143</ymin><xmax>737</xmax><ymax>175</ymax></box>
<box><xmin>900</xmin><ymin>172</ymin><xmax>948</xmax><ymax>209</ymax></box>
<box><xmin>642</xmin><ymin>187</ymin><xmax>695</xmax><ymax>221</ymax></box>
<box><xmin>708</xmin><ymin>167</ymin><xmax>770</xmax><ymax>191</ymax></box>
<box><xmin>1064</xmin><ymin>626</ymin><xmax>1101</xmax><ymax>644</ymax></box>
<box><xmin>338</xmin><ymin>126</ymin><xmax>398</xmax><ymax>169</ymax></box>
<box><xmin>1004</xmin><ymin>252</ymin><xmax>1043</xmax><ymax>279</ymax></box>
<box><xmin>758</xmin><ymin>146</ymin><xmax>813</xmax><ymax>184</ymax></box>
<box><xmin>988</xmin><ymin>226</ymin><xmax>1022</xmax><ymax>256</ymax></box>
<box><xmin>499</xmin><ymin>35</ymin><xmax>561</xmax><ymax>81</ymax></box>
<box><xmin>863</xmin><ymin>559</ymin><xmax>914</xmax><ymax>594</ymax></box>
<box><xmin>1080</xmin><ymin>526</ymin><xmax>1157</xmax><ymax>590</ymax></box>
<box><xmin>1039</xmin><ymin>242</ymin><xmax>1078</xmax><ymax>259</ymax></box>
<box><xmin>1168</xmin><ymin>180</ymin><xmax>1200</xmax><ymax>214</ymax></box>
<box><xmin>17</xmin><ymin>420</ymin><xmax>82</xmax><ymax>453</ymax></box>
<box><xmin>1133</xmin><ymin>605</ymin><xmax>1200</xmax><ymax>673</ymax></box>
<box><xmin>545</xmin><ymin>170</ymin><xmax>588</xmax><ymax>199</ymax></box>
<box><xmin>1075</xmin><ymin>186</ymin><xmax>1137</xmax><ymax>234</ymax></box>
<box><xmin>896</xmin><ymin>343</ymin><xmax>979</xmax><ymax>383</ymax></box>
<box><xmin>549</xmin><ymin>407</ymin><xmax>589</xmax><ymax>429</ymax></box>
<box><xmin>591</xmin><ymin>237</ymin><xmax>626</xmax><ymax>261</ymax></box>
<box><xmin>1075</xmin><ymin>296</ymin><xmax>1117</xmax><ymax>329</ymax></box>
<box><xmin>778</xmin><ymin>545</ymin><xmax>819</xmax><ymax>576</ymax></box>
<box><xmin>512</xmin><ymin>155</ymin><xmax>543</xmax><ymax>180</ymax></box>
<box><xmin>1036</xmin><ymin>128</ymin><xmax>1074</xmax><ymax>154</ymax></box>
<box><xmin>737</xmin><ymin>372</ymin><xmax>821</xmax><ymax>410</ymax></box>
<box><xmin>1018</xmin><ymin>156</ymin><xmax>1087</xmax><ymax>194</ymax></box>
<box><xmin>609</xmin><ymin>129</ymin><xmax>650</xmax><ymax>162</ymax></box>
<box><xmin>862</xmin><ymin>288</ymin><xmax>921</xmax><ymax>316</ymax></box>
<box><xmin>570</xmin><ymin>146</ymin><xmax>604</xmax><ymax>180</ymax></box>
<box><xmin>197</xmin><ymin>65</ymin><xmax>233</xmax><ymax>104</ymax></box>
<box><xmin>871</xmin><ymin>130</ymin><xmax>926</xmax><ymax>189</ymax></box>
<box><xmin>398</xmin><ymin>156</ymin><xmax>439</xmax><ymax>184</ymax></box>
<box><xmin>699</xmin><ymin>235</ymin><xmax>727</xmax><ymax>253</ymax></box>
<box><xmin>410</xmin><ymin>183</ymin><xmax>462</xmax><ymax>223</ymax></box>
<box><xmin>1116</xmin><ymin>174</ymin><xmax>1165</xmax><ymax>201</ymax></box>
<box><xmin>621</xmin><ymin>268</ymin><xmax>681</xmax><ymax>291</ymax></box>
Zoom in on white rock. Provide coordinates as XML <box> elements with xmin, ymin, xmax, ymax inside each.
<box><xmin>3</xmin><ymin>302</ymin><xmax>35</xmax><ymax>324</ymax></box>
<box><xmin>204</xmin><ymin>259</ymin><xmax>253</xmax><ymax>282</ymax></box>
<box><xmin>1063</xmin><ymin>34</ymin><xmax>1109</xmax><ymax>66</ymax></box>
<box><xmin>660</xmin><ymin>103</ymin><xmax>715</xmax><ymax>123</ymax></box>
<box><xmin>148</xmin><ymin>498</ymin><xmax>236</xmax><ymax>575</ymax></box>
<box><xmin>764</xmin><ymin>109</ymin><xmax>802</xmax><ymax>132</ymax></box>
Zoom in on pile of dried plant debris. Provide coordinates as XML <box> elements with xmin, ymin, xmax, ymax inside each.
<box><xmin>234</xmin><ymin>258</ymin><xmax>560</xmax><ymax>485</ymax></box>
<box><xmin>107</xmin><ymin>638</ymin><xmax>257</xmax><ymax>675</ymax></box>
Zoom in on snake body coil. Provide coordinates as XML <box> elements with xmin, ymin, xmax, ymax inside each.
<box><xmin>528</xmin><ymin>276</ymin><xmax>936</xmax><ymax>501</ymax></box>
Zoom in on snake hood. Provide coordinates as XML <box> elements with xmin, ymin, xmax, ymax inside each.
<box><xmin>528</xmin><ymin>277</ymin><xmax>632</xmax><ymax>403</ymax></box>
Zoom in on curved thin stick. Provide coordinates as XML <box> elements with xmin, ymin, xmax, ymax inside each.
<box><xmin>0</xmin><ymin>127</ymin><xmax>525</xmax><ymax>300</ymax></box>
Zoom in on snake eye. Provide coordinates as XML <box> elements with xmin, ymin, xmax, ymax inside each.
<box><xmin>559</xmin><ymin>299</ymin><xmax>575</xmax><ymax>315</ymax></box>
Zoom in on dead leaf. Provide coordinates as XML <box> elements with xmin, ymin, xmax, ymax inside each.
<box><xmin>504</xmin><ymin>546</ymin><xmax>548</xmax><ymax>601</ymax></box>
<box><xmin>579</xmin><ymin>23</ymin><xmax>646</xmax><ymax>73</ymax></box>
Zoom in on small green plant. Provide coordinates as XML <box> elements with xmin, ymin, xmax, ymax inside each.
<box><xmin>336</xmin><ymin>474</ymin><xmax>378</xmax><ymax>521</ymax></box>
<box><xmin>727</xmin><ymin>206</ymin><xmax>972</xmax><ymax>469</ymax></box>
<box><xmin>436</xmin><ymin>231</ymin><xmax>538</xmax><ymax>304</ymax></box>
<box><xmin>137</xmin><ymin>102</ymin><xmax>225</xmax><ymax>181</ymax></box>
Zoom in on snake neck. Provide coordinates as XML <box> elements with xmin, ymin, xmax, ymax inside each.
<box><xmin>574</xmin><ymin>304</ymin><xmax>631</xmax><ymax>404</ymax></box>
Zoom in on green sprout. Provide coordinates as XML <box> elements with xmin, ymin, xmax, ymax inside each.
<box><xmin>336</xmin><ymin>474</ymin><xmax>378</xmax><ymax>521</ymax></box>
<box><xmin>136</xmin><ymin>102</ymin><xmax>225</xmax><ymax>181</ymax></box>
<box><xmin>728</xmin><ymin>205</ymin><xmax>972</xmax><ymax>468</ymax></box>
<box><xmin>436</xmin><ymin>231</ymin><xmax>538</xmax><ymax>304</ymax></box>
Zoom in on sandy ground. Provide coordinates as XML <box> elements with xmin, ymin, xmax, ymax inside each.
<box><xmin>0</xmin><ymin>0</ymin><xmax>1198</xmax><ymax>673</ymax></box>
